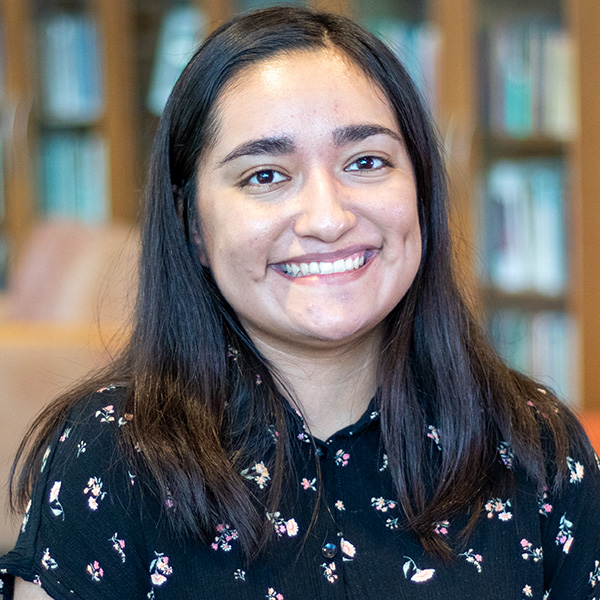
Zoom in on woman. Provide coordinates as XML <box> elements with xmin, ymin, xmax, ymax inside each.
<box><xmin>1</xmin><ymin>6</ymin><xmax>599</xmax><ymax>600</ymax></box>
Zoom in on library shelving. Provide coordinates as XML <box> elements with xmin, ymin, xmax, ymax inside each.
<box><xmin>0</xmin><ymin>0</ymin><xmax>598</xmax><ymax>410</ymax></box>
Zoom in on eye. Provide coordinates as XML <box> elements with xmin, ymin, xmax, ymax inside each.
<box><xmin>345</xmin><ymin>156</ymin><xmax>391</xmax><ymax>172</ymax></box>
<box><xmin>242</xmin><ymin>169</ymin><xmax>288</xmax><ymax>187</ymax></box>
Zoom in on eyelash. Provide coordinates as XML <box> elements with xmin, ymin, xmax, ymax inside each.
<box><xmin>238</xmin><ymin>155</ymin><xmax>392</xmax><ymax>189</ymax></box>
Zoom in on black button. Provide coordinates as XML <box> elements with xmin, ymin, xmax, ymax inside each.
<box><xmin>322</xmin><ymin>543</ymin><xmax>337</xmax><ymax>558</ymax></box>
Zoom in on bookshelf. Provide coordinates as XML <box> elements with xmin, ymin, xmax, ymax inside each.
<box><xmin>0</xmin><ymin>0</ymin><xmax>597</xmax><ymax>410</ymax></box>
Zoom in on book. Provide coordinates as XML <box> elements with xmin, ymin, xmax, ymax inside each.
<box><xmin>147</xmin><ymin>6</ymin><xmax>206</xmax><ymax>116</ymax></box>
<box><xmin>484</xmin><ymin>18</ymin><xmax>575</xmax><ymax>140</ymax></box>
<box><xmin>483</xmin><ymin>159</ymin><xmax>566</xmax><ymax>296</ymax></box>
<box><xmin>489</xmin><ymin>308</ymin><xmax>577</xmax><ymax>405</ymax></box>
<box><xmin>38</xmin><ymin>12</ymin><xmax>104</xmax><ymax>123</ymax></box>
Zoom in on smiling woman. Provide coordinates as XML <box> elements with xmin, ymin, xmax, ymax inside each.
<box><xmin>1</xmin><ymin>6</ymin><xmax>599</xmax><ymax>600</ymax></box>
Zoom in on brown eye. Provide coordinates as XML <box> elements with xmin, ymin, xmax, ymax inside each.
<box><xmin>245</xmin><ymin>169</ymin><xmax>287</xmax><ymax>187</ymax></box>
<box><xmin>345</xmin><ymin>156</ymin><xmax>390</xmax><ymax>172</ymax></box>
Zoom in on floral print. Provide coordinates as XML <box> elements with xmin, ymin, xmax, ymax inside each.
<box><xmin>402</xmin><ymin>557</ymin><xmax>435</xmax><ymax>583</ymax></box>
<box><xmin>41</xmin><ymin>548</ymin><xmax>58</xmax><ymax>570</ymax></box>
<box><xmin>149</xmin><ymin>552</ymin><xmax>173</xmax><ymax>587</ymax></box>
<box><xmin>320</xmin><ymin>562</ymin><xmax>338</xmax><ymax>583</ymax></box>
<box><xmin>110</xmin><ymin>533</ymin><xmax>126</xmax><ymax>563</ymax></box>
<box><xmin>520</xmin><ymin>539</ymin><xmax>543</xmax><ymax>562</ymax></box>
<box><xmin>567</xmin><ymin>456</ymin><xmax>585</xmax><ymax>483</ymax></box>
<box><xmin>241</xmin><ymin>461</ymin><xmax>271</xmax><ymax>489</ymax></box>
<box><xmin>211</xmin><ymin>524</ymin><xmax>239</xmax><ymax>551</ymax></box>
<box><xmin>48</xmin><ymin>481</ymin><xmax>64</xmax><ymax>520</ymax></box>
<box><xmin>1</xmin><ymin>387</ymin><xmax>599</xmax><ymax>600</ymax></box>
<box><xmin>334</xmin><ymin>449</ymin><xmax>350</xmax><ymax>467</ymax></box>
<box><xmin>427</xmin><ymin>425</ymin><xmax>442</xmax><ymax>450</ymax></box>
<box><xmin>498</xmin><ymin>441</ymin><xmax>515</xmax><ymax>469</ymax></box>
<box><xmin>83</xmin><ymin>476</ymin><xmax>107</xmax><ymax>511</ymax></box>
<box><xmin>555</xmin><ymin>513</ymin><xmax>574</xmax><ymax>554</ymax></box>
<box><xmin>590</xmin><ymin>560</ymin><xmax>600</xmax><ymax>588</ymax></box>
<box><xmin>266</xmin><ymin>512</ymin><xmax>299</xmax><ymax>538</ymax></box>
<box><xmin>484</xmin><ymin>497</ymin><xmax>512</xmax><ymax>521</ymax></box>
<box><xmin>86</xmin><ymin>560</ymin><xmax>104</xmax><ymax>582</ymax></box>
<box><xmin>459</xmin><ymin>548</ymin><xmax>483</xmax><ymax>572</ymax></box>
<box><xmin>537</xmin><ymin>487</ymin><xmax>553</xmax><ymax>516</ymax></box>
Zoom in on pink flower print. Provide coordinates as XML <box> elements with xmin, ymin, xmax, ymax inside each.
<box><xmin>266</xmin><ymin>512</ymin><xmax>300</xmax><ymax>538</ymax></box>
<box><xmin>301</xmin><ymin>477</ymin><xmax>316</xmax><ymax>491</ymax></box>
<box><xmin>41</xmin><ymin>548</ymin><xmax>58</xmax><ymax>570</ymax></box>
<box><xmin>255</xmin><ymin>374</ymin><xmax>262</xmax><ymax>385</ymax></box>
<box><xmin>340</xmin><ymin>538</ymin><xmax>356</xmax><ymax>561</ymax></box>
<box><xmin>83</xmin><ymin>476</ymin><xmax>107</xmax><ymax>511</ymax></box>
<box><xmin>149</xmin><ymin>552</ymin><xmax>173</xmax><ymax>587</ymax></box>
<box><xmin>555</xmin><ymin>513</ymin><xmax>574</xmax><ymax>554</ymax></box>
<box><xmin>241</xmin><ymin>461</ymin><xmax>271</xmax><ymax>489</ymax></box>
<box><xmin>484</xmin><ymin>497</ymin><xmax>512</xmax><ymax>521</ymax></box>
<box><xmin>211</xmin><ymin>523</ymin><xmax>239</xmax><ymax>551</ymax></box>
<box><xmin>334</xmin><ymin>449</ymin><xmax>350</xmax><ymax>467</ymax></box>
<box><xmin>403</xmin><ymin>557</ymin><xmax>435</xmax><ymax>583</ymax></box>
<box><xmin>566</xmin><ymin>456</ymin><xmax>584</xmax><ymax>483</ymax></box>
<box><xmin>523</xmin><ymin>585</ymin><xmax>533</xmax><ymax>597</ymax></box>
<box><xmin>86</xmin><ymin>561</ymin><xmax>104</xmax><ymax>582</ymax></box>
<box><xmin>371</xmin><ymin>497</ymin><xmax>397</xmax><ymax>513</ymax></box>
<box><xmin>97</xmin><ymin>385</ymin><xmax>116</xmax><ymax>393</ymax></box>
<box><xmin>95</xmin><ymin>405</ymin><xmax>115</xmax><ymax>423</ymax></box>
<box><xmin>59</xmin><ymin>427</ymin><xmax>71</xmax><ymax>443</ymax></box>
<box><xmin>459</xmin><ymin>548</ymin><xmax>483</xmax><ymax>573</ymax></box>
<box><xmin>48</xmin><ymin>481</ymin><xmax>65</xmax><ymax>520</ymax></box>
<box><xmin>433</xmin><ymin>520</ymin><xmax>450</xmax><ymax>535</ymax></box>
<box><xmin>520</xmin><ymin>539</ymin><xmax>543</xmax><ymax>562</ymax></box>
<box><xmin>285</xmin><ymin>518</ymin><xmax>299</xmax><ymax>537</ymax></box>
<box><xmin>335</xmin><ymin>500</ymin><xmax>345</xmax><ymax>511</ymax></box>
<box><xmin>110</xmin><ymin>533</ymin><xmax>126</xmax><ymax>563</ymax></box>
<box><xmin>266</xmin><ymin>587</ymin><xmax>284</xmax><ymax>599</ymax></box>
<box><xmin>427</xmin><ymin>425</ymin><xmax>442</xmax><ymax>450</ymax></box>
<box><xmin>320</xmin><ymin>562</ymin><xmax>338</xmax><ymax>583</ymax></box>
<box><xmin>537</xmin><ymin>487</ymin><xmax>553</xmax><ymax>516</ymax></box>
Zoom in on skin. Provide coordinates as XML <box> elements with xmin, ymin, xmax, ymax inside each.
<box><xmin>13</xmin><ymin>49</ymin><xmax>422</xmax><ymax>599</ymax></box>
<box><xmin>196</xmin><ymin>49</ymin><xmax>422</xmax><ymax>438</ymax></box>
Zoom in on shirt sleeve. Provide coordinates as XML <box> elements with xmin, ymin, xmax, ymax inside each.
<box><xmin>0</xmin><ymin>387</ymin><xmax>154</xmax><ymax>600</ymax></box>
<box><xmin>540</xmin><ymin>438</ymin><xmax>600</xmax><ymax>599</ymax></box>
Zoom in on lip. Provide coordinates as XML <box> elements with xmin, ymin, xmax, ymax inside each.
<box><xmin>271</xmin><ymin>246</ymin><xmax>380</xmax><ymax>281</ymax></box>
<box><xmin>272</xmin><ymin>244</ymin><xmax>380</xmax><ymax>266</ymax></box>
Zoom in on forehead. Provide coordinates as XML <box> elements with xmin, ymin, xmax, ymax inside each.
<box><xmin>210</xmin><ymin>49</ymin><xmax>399</xmax><ymax>149</ymax></box>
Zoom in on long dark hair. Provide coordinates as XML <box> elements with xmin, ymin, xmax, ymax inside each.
<box><xmin>11</xmin><ymin>5</ymin><xmax>590</xmax><ymax>559</ymax></box>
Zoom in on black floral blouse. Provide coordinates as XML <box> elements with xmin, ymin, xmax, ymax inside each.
<box><xmin>1</xmin><ymin>386</ymin><xmax>599</xmax><ymax>600</ymax></box>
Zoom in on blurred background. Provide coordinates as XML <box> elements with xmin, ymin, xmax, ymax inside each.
<box><xmin>0</xmin><ymin>0</ymin><xmax>598</xmax><ymax>551</ymax></box>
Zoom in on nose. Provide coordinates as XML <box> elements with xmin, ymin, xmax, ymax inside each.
<box><xmin>293</xmin><ymin>168</ymin><xmax>357</xmax><ymax>242</ymax></box>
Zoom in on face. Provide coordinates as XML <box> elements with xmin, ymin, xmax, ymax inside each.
<box><xmin>195</xmin><ymin>49</ymin><xmax>421</xmax><ymax>355</ymax></box>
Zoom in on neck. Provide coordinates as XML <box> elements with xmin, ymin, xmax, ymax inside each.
<box><xmin>250</xmin><ymin>329</ymin><xmax>381</xmax><ymax>440</ymax></box>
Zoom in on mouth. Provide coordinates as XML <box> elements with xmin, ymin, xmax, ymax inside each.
<box><xmin>276</xmin><ymin>249</ymin><xmax>376</xmax><ymax>278</ymax></box>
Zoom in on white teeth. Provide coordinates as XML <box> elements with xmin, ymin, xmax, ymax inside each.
<box><xmin>281</xmin><ymin>253</ymin><xmax>369</xmax><ymax>277</ymax></box>
<box><xmin>333</xmin><ymin>259</ymin><xmax>345</xmax><ymax>273</ymax></box>
<box><xmin>319</xmin><ymin>262</ymin><xmax>333</xmax><ymax>274</ymax></box>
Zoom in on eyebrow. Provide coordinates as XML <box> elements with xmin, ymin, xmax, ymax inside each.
<box><xmin>218</xmin><ymin>123</ymin><xmax>402</xmax><ymax>166</ymax></box>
